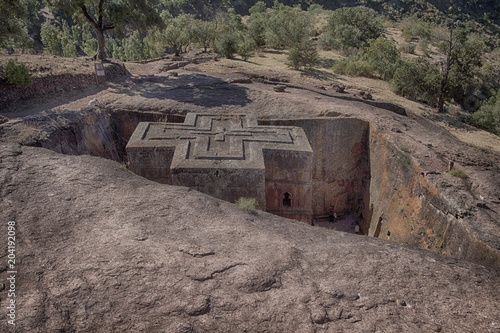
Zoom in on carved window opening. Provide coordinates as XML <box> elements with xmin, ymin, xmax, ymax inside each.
<box><xmin>283</xmin><ymin>192</ymin><xmax>292</xmax><ymax>208</ymax></box>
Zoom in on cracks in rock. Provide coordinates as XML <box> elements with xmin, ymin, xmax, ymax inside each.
<box><xmin>189</xmin><ymin>263</ymin><xmax>246</xmax><ymax>282</ymax></box>
<box><xmin>178</xmin><ymin>246</ymin><xmax>215</xmax><ymax>258</ymax></box>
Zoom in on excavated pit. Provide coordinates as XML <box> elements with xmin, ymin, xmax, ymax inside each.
<box><xmin>19</xmin><ymin>108</ymin><xmax>500</xmax><ymax>269</ymax></box>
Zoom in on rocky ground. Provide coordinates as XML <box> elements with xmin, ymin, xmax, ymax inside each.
<box><xmin>1</xmin><ymin>143</ymin><xmax>499</xmax><ymax>333</ymax></box>
<box><xmin>1</xmin><ymin>54</ymin><xmax>500</xmax><ymax>332</ymax></box>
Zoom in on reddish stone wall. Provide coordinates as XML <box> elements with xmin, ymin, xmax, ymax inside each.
<box><xmin>264</xmin><ymin>149</ymin><xmax>313</xmax><ymax>223</ymax></box>
<box><xmin>261</xmin><ymin>118</ymin><xmax>370</xmax><ymax>218</ymax></box>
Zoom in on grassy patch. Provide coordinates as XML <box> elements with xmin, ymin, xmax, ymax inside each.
<box><xmin>235</xmin><ymin>197</ymin><xmax>258</xmax><ymax>211</ymax></box>
<box><xmin>449</xmin><ymin>168</ymin><xmax>468</xmax><ymax>178</ymax></box>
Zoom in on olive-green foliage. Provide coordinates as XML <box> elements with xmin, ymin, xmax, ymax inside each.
<box><xmin>4</xmin><ymin>59</ymin><xmax>32</xmax><ymax>87</ymax></box>
<box><xmin>237</xmin><ymin>36</ymin><xmax>256</xmax><ymax>61</ymax></box>
<box><xmin>265</xmin><ymin>3</ymin><xmax>314</xmax><ymax>50</ymax></box>
<box><xmin>248</xmin><ymin>1</ymin><xmax>266</xmax><ymax>15</ymax></box>
<box><xmin>60</xmin><ymin>21</ymin><xmax>77</xmax><ymax>58</ymax></box>
<box><xmin>123</xmin><ymin>31</ymin><xmax>145</xmax><ymax>61</ymax></box>
<box><xmin>41</xmin><ymin>21</ymin><xmax>62</xmax><ymax>56</ymax></box>
<box><xmin>332</xmin><ymin>59</ymin><xmax>374</xmax><ymax>77</ymax></box>
<box><xmin>401</xmin><ymin>16</ymin><xmax>432</xmax><ymax>42</ymax></box>
<box><xmin>218</xmin><ymin>32</ymin><xmax>239</xmax><ymax>59</ymax></box>
<box><xmin>287</xmin><ymin>40</ymin><xmax>318</xmax><ymax>69</ymax></box>
<box><xmin>0</xmin><ymin>0</ymin><xmax>31</xmax><ymax>49</ymax></box>
<box><xmin>80</xmin><ymin>23</ymin><xmax>97</xmax><ymax>57</ymax></box>
<box><xmin>468</xmin><ymin>90</ymin><xmax>500</xmax><ymax>135</ymax></box>
<box><xmin>449</xmin><ymin>168</ymin><xmax>467</xmax><ymax>178</ymax></box>
<box><xmin>263</xmin><ymin>3</ymin><xmax>318</xmax><ymax>69</ymax></box>
<box><xmin>235</xmin><ymin>197</ymin><xmax>258</xmax><ymax>211</ymax></box>
<box><xmin>191</xmin><ymin>20</ymin><xmax>216</xmax><ymax>52</ymax></box>
<box><xmin>45</xmin><ymin>0</ymin><xmax>162</xmax><ymax>60</ymax></box>
<box><xmin>41</xmin><ymin>20</ymin><xmax>94</xmax><ymax>58</ymax></box>
<box><xmin>400</xmin><ymin>42</ymin><xmax>416</xmax><ymax>54</ymax></box>
<box><xmin>221</xmin><ymin>8</ymin><xmax>245</xmax><ymax>34</ymax></box>
<box><xmin>325</xmin><ymin>6</ymin><xmax>384</xmax><ymax>50</ymax></box>
<box><xmin>161</xmin><ymin>13</ymin><xmax>194</xmax><ymax>56</ymax></box>
<box><xmin>108</xmin><ymin>38</ymin><xmax>125</xmax><ymax>60</ymax></box>
<box><xmin>391</xmin><ymin>59</ymin><xmax>441</xmax><ymax>105</ymax></box>
<box><xmin>445</xmin><ymin>30</ymin><xmax>486</xmax><ymax>105</ymax></box>
<box><xmin>363</xmin><ymin>38</ymin><xmax>401</xmax><ymax>80</ymax></box>
<box><xmin>247</xmin><ymin>10</ymin><xmax>267</xmax><ymax>48</ymax></box>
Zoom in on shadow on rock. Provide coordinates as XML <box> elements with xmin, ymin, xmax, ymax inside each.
<box><xmin>110</xmin><ymin>73</ymin><xmax>252</xmax><ymax>107</ymax></box>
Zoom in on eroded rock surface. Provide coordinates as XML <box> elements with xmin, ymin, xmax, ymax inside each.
<box><xmin>1</xmin><ymin>144</ymin><xmax>499</xmax><ymax>332</ymax></box>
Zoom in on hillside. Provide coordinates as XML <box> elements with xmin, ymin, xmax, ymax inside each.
<box><xmin>188</xmin><ymin>0</ymin><xmax>500</xmax><ymax>31</ymax></box>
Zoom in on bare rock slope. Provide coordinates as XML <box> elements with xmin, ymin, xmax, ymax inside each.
<box><xmin>1</xmin><ymin>143</ymin><xmax>499</xmax><ymax>333</ymax></box>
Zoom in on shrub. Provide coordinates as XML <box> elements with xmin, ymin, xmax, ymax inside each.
<box><xmin>332</xmin><ymin>59</ymin><xmax>374</xmax><ymax>77</ymax></box>
<box><xmin>391</xmin><ymin>59</ymin><xmax>440</xmax><ymax>105</ymax></box>
<box><xmin>325</xmin><ymin>6</ymin><xmax>384</xmax><ymax>50</ymax></box>
<box><xmin>265</xmin><ymin>4</ymin><xmax>315</xmax><ymax>50</ymax></box>
<box><xmin>363</xmin><ymin>38</ymin><xmax>401</xmax><ymax>80</ymax></box>
<box><xmin>401</xmin><ymin>16</ymin><xmax>432</xmax><ymax>42</ymax></box>
<box><xmin>218</xmin><ymin>33</ymin><xmax>239</xmax><ymax>59</ymax></box>
<box><xmin>287</xmin><ymin>40</ymin><xmax>318</xmax><ymax>69</ymax></box>
<box><xmin>4</xmin><ymin>59</ymin><xmax>32</xmax><ymax>87</ymax></box>
<box><xmin>41</xmin><ymin>21</ymin><xmax>62</xmax><ymax>56</ymax></box>
<box><xmin>400</xmin><ymin>43</ymin><xmax>416</xmax><ymax>54</ymax></box>
<box><xmin>449</xmin><ymin>168</ymin><xmax>467</xmax><ymax>178</ymax></box>
<box><xmin>236</xmin><ymin>197</ymin><xmax>258</xmax><ymax>211</ymax></box>
<box><xmin>237</xmin><ymin>37</ymin><xmax>256</xmax><ymax>61</ymax></box>
<box><xmin>467</xmin><ymin>90</ymin><xmax>500</xmax><ymax>135</ymax></box>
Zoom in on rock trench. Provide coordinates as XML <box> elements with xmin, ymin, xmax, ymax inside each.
<box><xmin>12</xmin><ymin>106</ymin><xmax>500</xmax><ymax>270</ymax></box>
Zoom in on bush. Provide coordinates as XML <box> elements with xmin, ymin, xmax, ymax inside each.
<box><xmin>401</xmin><ymin>16</ymin><xmax>432</xmax><ymax>42</ymax></box>
<box><xmin>400</xmin><ymin>43</ymin><xmax>416</xmax><ymax>54</ymax></box>
<box><xmin>235</xmin><ymin>197</ymin><xmax>258</xmax><ymax>211</ymax></box>
<box><xmin>363</xmin><ymin>38</ymin><xmax>401</xmax><ymax>80</ymax></box>
<box><xmin>237</xmin><ymin>37</ymin><xmax>256</xmax><ymax>61</ymax></box>
<box><xmin>449</xmin><ymin>168</ymin><xmax>467</xmax><ymax>178</ymax></box>
<box><xmin>325</xmin><ymin>6</ymin><xmax>384</xmax><ymax>50</ymax></box>
<box><xmin>391</xmin><ymin>59</ymin><xmax>440</xmax><ymax>105</ymax></box>
<box><xmin>4</xmin><ymin>59</ymin><xmax>32</xmax><ymax>87</ymax></box>
<box><xmin>332</xmin><ymin>59</ymin><xmax>374</xmax><ymax>77</ymax></box>
<box><xmin>467</xmin><ymin>90</ymin><xmax>500</xmax><ymax>135</ymax></box>
<box><xmin>265</xmin><ymin>4</ymin><xmax>315</xmax><ymax>50</ymax></box>
<box><xmin>287</xmin><ymin>40</ymin><xmax>318</xmax><ymax>69</ymax></box>
<box><xmin>218</xmin><ymin>33</ymin><xmax>239</xmax><ymax>59</ymax></box>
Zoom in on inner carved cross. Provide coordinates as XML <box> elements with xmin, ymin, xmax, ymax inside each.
<box><xmin>144</xmin><ymin>115</ymin><xmax>294</xmax><ymax>161</ymax></box>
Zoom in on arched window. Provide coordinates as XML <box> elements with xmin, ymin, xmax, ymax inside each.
<box><xmin>282</xmin><ymin>192</ymin><xmax>292</xmax><ymax>208</ymax></box>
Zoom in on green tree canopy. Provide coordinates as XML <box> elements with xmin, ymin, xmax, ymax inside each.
<box><xmin>44</xmin><ymin>0</ymin><xmax>162</xmax><ymax>60</ymax></box>
<box><xmin>0</xmin><ymin>0</ymin><xmax>31</xmax><ymax>49</ymax></box>
<box><xmin>325</xmin><ymin>6</ymin><xmax>385</xmax><ymax>50</ymax></box>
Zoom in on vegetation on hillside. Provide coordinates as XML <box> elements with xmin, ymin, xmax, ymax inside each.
<box><xmin>1</xmin><ymin>0</ymin><xmax>500</xmax><ymax>136</ymax></box>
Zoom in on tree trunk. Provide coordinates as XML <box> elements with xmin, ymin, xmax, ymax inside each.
<box><xmin>80</xmin><ymin>3</ymin><xmax>113</xmax><ymax>61</ymax></box>
<box><xmin>95</xmin><ymin>28</ymin><xmax>106</xmax><ymax>60</ymax></box>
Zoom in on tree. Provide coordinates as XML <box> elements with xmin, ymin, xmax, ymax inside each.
<box><xmin>325</xmin><ymin>6</ymin><xmax>384</xmax><ymax>50</ymax></box>
<box><xmin>192</xmin><ymin>20</ymin><xmax>217</xmax><ymax>52</ymax></box>
<box><xmin>44</xmin><ymin>0</ymin><xmax>162</xmax><ymax>60</ymax></box>
<box><xmin>391</xmin><ymin>59</ymin><xmax>441</xmax><ymax>106</ymax></box>
<box><xmin>288</xmin><ymin>40</ymin><xmax>318</xmax><ymax>70</ymax></box>
<box><xmin>247</xmin><ymin>7</ymin><xmax>268</xmax><ymax>48</ymax></box>
<box><xmin>364</xmin><ymin>38</ymin><xmax>401</xmax><ymax>80</ymax></box>
<box><xmin>161</xmin><ymin>13</ymin><xmax>194</xmax><ymax>56</ymax></box>
<box><xmin>0</xmin><ymin>0</ymin><xmax>31</xmax><ymax>49</ymax></box>
<box><xmin>237</xmin><ymin>36</ymin><xmax>256</xmax><ymax>61</ymax></box>
<box><xmin>469</xmin><ymin>89</ymin><xmax>500</xmax><ymax>135</ymax></box>
<box><xmin>437</xmin><ymin>27</ymin><xmax>485</xmax><ymax>112</ymax></box>
<box><xmin>60</xmin><ymin>21</ymin><xmax>78</xmax><ymax>57</ymax></box>
<box><xmin>41</xmin><ymin>21</ymin><xmax>62</xmax><ymax>55</ymax></box>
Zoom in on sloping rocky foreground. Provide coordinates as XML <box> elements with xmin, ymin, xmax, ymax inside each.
<box><xmin>1</xmin><ymin>143</ymin><xmax>499</xmax><ymax>333</ymax></box>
